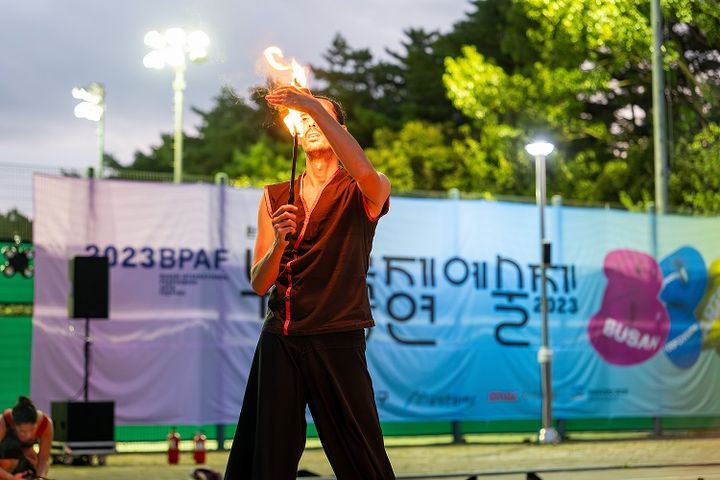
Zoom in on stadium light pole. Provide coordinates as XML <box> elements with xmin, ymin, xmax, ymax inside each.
<box><xmin>525</xmin><ymin>140</ymin><xmax>560</xmax><ymax>445</ymax></box>
<box><xmin>143</xmin><ymin>28</ymin><xmax>209</xmax><ymax>183</ymax></box>
<box><xmin>72</xmin><ymin>83</ymin><xmax>106</xmax><ymax>178</ymax></box>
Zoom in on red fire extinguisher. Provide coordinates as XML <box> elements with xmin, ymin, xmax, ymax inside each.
<box><xmin>193</xmin><ymin>431</ymin><xmax>207</xmax><ymax>464</ymax></box>
<box><xmin>167</xmin><ymin>427</ymin><xmax>181</xmax><ymax>464</ymax></box>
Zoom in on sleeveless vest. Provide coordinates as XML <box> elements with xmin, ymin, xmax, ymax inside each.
<box><xmin>2</xmin><ymin>409</ymin><xmax>48</xmax><ymax>449</ymax></box>
<box><xmin>262</xmin><ymin>168</ymin><xmax>388</xmax><ymax>335</ymax></box>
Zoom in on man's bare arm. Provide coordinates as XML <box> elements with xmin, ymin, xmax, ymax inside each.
<box><xmin>250</xmin><ymin>195</ymin><xmax>297</xmax><ymax>295</ymax></box>
<box><xmin>266</xmin><ymin>88</ymin><xmax>391</xmax><ymax>218</ymax></box>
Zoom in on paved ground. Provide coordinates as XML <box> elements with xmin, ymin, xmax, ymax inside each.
<box><xmin>45</xmin><ymin>434</ymin><xmax>720</xmax><ymax>479</ymax></box>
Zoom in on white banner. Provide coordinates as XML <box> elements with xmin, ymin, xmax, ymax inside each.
<box><xmin>31</xmin><ymin>175</ymin><xmax>263</xmax><ymax>424</ymax></box>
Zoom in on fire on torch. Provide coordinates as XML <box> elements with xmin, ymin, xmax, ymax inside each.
<box><xmin>263</xmin><ymin>46</ymin><xmax>310</xmax><ymax>207</ymax></box>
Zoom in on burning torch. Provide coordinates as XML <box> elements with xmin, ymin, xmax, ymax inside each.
<box><xmin>263</xmin><ymin>46</ymin><xmax>309</xmax><ymax>206</ymax></box>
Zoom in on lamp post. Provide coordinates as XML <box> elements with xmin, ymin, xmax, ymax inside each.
<box><xmin>650</xmin><ymin>0</ymin><xmax>668</xmax><ymax>214</ymax></box>
<box><xmin>72</xmin><ymin>83</ymin><xmax>105</xmax><ymax>178</ymax></box>
<box><xmin>525</xmin><ymin>140</ymin><xmax>559</xmax><ymax>445</ymax></box>
<box><xmin>143</xmin><ymin>28</ymin><xmax>209</xmax><ymax>183</ymax></box>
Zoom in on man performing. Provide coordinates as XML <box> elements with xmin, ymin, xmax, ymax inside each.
<box><xmin>0</xmin><ymin>396</ymin><xmax>54</xmax><ymax>480</ymax></box>
<box><xmin>223</xmin><ymin>87</ymin><xmax>395</xmax><ymax>479</ymax></box>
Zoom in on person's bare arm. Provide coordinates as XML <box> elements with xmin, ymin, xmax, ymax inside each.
<box><xmin>0</xmin><ymin>416</ymin><xmax>13</xmax><ymax>479</ymax></box>
<box><xmin>0</xmin><ymin>466</ymin><xmax>30</xmax><ymax>480</ymax></box>
<box><xmin>250</xmin><ymin>194</ymin><xmax>298</xmax><ymax>295</ymax></box>
<box><xmin>266</xmin><ymin>87</ymin><xmax>390</xmax><ymax>218</ymax></box>
<box><xmin>36</xmin><ymin>417</ymin><xmax>53</xmax><ymax>476</ymax></box>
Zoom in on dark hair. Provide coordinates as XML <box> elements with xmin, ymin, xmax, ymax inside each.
<box><xmin>11</xmin><ymin>396</ymin><xmax>37</xmax><ymax>425</ymax></box>
<box><xmin>315</xmin><ymin>95</ymin><xmax>346</xmax><ymax>126</ymax></box>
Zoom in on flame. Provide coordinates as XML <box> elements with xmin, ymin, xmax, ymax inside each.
<box><xmin>263</xmin><ymin>46</ymin><xmax>308</xmax><ymax>136</ymax></box>
<box><xmin>283</xmin><ymin>110</ymin><xmax>303</xmax><ymax>135</ymax></box>
<box><xmin>263</xmin><ymin>46</ymin><xmax>287</xmax><ymax>71</ymax></box>
<box><xmin>290</xmin><ymin>59</ymin><xmax>307</xmax><ymax>89</ymax></box>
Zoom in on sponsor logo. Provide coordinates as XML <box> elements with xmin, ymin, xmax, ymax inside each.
<box><xmin>406</xmin><ymin>391</ymin><xmax>476</xmax><ymax>408</ymax></box>
<box><xmin>488</xmin><ymin>391</ymin><xmax>518</xmax><ymax>402</ymax></box>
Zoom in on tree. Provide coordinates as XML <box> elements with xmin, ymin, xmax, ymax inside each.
<box><xmin>367</xmin><ymin>122</ymin><xmax>457</xmax><ymax>192</ymax></box>
<box><xmin>367</xmin><ymin>121</ymin><xmax>533</xmax><ymax>194</ymax></box>
<box><xmin>185</xmin><ymin>87</ymin><xmax>279</xmax><ymax>175</ymax></box>
<box><xmin>439</xmin><ymin>0</ymin><xmax>539</xmax><ymax>71</ymax></box>
<box><xmin>669</xmin><ymin>123</ymin><xmax>720</xmax><ymax>214</ymax></box>
<box><xmin>226</xmin><ymin>135</ymin><xmax>296</xmax><ymax>186</ymax></box>
<box><xmin>387</xmin><ymin>28</ymin><xmax>459</xmax><ymax>124</ymax></box>
<box><xmin>128</xmin><ymin>133</ymin><xmax>174</xmax><ymax>174</ymax></box>
<box><xmin>311</xmin><ymin>34</ymin><xmax>403</xmax><ymax>146</ymax></box>
<box><xmin>121</xmin><ymin>86</ymin><xmax>289</xmax><ymax>182</ymax></box>
<box><xmin>121</xmin><ymin>2</ymin><xmax>719</xmax><ymax>213</ymax></box>
<box><xmin>441</xmin><ymin>0</ymin><xmax>720</xmax><ymax>210</ymax></box>
<box><xmin>0</xmin><ymin>209</ymin><xmax>32</xmax><ymax>241</ymax></box>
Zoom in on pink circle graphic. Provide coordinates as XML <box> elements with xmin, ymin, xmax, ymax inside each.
<box><xmin>588</xmin><ymin>249</ymin><xmax>670</xmax><ymax>365</ymax></box>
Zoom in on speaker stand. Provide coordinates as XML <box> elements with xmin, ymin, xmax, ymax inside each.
<box><xmin>83</xmin><ymin>318</ymin><xmax>91</xmax><ymax>402</ymax></box>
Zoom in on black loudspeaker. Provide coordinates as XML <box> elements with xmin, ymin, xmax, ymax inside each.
<box><xmin>69</xmin><ymin>256</ymin><xmax>109</xmax><ymax>319</ymax></box>
<box><xmin>51</xmin><ymin>401</ymin><xmax>115</xmax><ymax>443</ymax></box>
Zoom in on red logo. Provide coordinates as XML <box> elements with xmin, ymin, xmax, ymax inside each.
<box><xmin>488</xmin><ymin>391</ymin><xmax>518</xmax><ymax>402</ymax></box>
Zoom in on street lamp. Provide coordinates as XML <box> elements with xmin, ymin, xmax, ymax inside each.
<box><xmin>72</xmin><ymin>83</ymin><xmax>105</xmax><ymax>178</ymax></box>
<box><xmin>143</xmin><ymin>27</ymin><xmax>209</xmax><ymax>183</ymax></box>
<box><xmin>525</xmin><ymin>140</ymin><xmax>559</xmax><ymax>445</ymax></box>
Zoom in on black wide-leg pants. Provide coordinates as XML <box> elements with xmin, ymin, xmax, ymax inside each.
<box><xmin>224</xmin><ymin>329</ymin><xmax>395</xmax><ymax>480</ymax></box>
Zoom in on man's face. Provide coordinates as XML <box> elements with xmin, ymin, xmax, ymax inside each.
<box><xmin>15</xmin><ymin>423</ymin><xmax>34</xmax><ymax>442</ymax></box>
<box><xmin>299</xmin><ymin>98</ymin><xmax>340</xmax><ymax>154</ymax></box>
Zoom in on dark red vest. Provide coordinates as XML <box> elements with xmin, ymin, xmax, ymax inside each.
<box><xmin>262</xmin><ymin>168</ymin><xmax>388</xmax><ymax>335</ymax></box>
<box><xmin>2</xmin><ymin>409</ymin><xmax>48</xmax><ymax>448</ymax></box>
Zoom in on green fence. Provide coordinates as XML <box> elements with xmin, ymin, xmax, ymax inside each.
<box><xmin>0</xmin><ymin>317</ymin><xmax>32</xmax><ymax>411</ymax></box>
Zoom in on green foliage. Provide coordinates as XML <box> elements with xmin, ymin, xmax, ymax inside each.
<box><xmin>669</xmin><ymin>123</ymin><xmax>720</xmax><ymax>214</ymax></box>
<box><xmin>184</xmin><ymin>87</ymin><xmax>272</xmax><ymax>175</ymax></box>
<box><xmin>439</xmin><ymin>0</ymin><xmax>539</xmax><ymax>70</ymax></box>
<box><xmin>227</xmin><ymin>135</ymin><xmax>297</xmax><ymax>186</ymax></box>
<box><xmin>450</xmin><ymin>124</ymin><xmax>533</xmax><ymax>195</ymax></box>
<box><xmin>366</xmin><ymin>122</ymin><xmax>534</xmax><ymax>195</ymax></box>
<box><xmin>311</xmin><ymin>34</ymin><xmax>403</xmax><ymax>146</ymax></box>
<box><xmin>124</xmin><ymin>0</ymin><xmax>719</xmax><ymax>214</ymax></box>
<box><xmin>521</xmin><ymin>0</ymin><xmax>652</xmax><ymax>66</ymax></box>
<box><xmin>367</xmin><ymin>122</ymin><xmax>456</xmax><ymax>192</ymax></box>
<box><xmin>387</xmin><ymin>29</ymin><xmax>459</xmax><ymax>124</ymax></box>
<box><xmin>440</xmin><ymin>0</ymin><xmax>719</xmax><ymax>210</ymax></box>
<box><xmin>0</xmin><ymin>210</ymin><xmax>32</xmax><ymax>241</ymax></box>
<box><xmin>121</xmin><ymin>86</ymin><xmax>292</xmax><ymax>185</ymax></box>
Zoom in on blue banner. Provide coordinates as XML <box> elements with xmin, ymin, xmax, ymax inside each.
<box><xmin>30</xmin><ymin>176</ymin><xmax>720</xmax><ymax>424</ymax></box>
<box><xmin>366</xmin><ymin>198</ymin><xmax>720</xmax><ymax>421</ymax></box>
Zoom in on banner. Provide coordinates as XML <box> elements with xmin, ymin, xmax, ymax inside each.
<box><xmin>31</xmin><ymin>175</ymin><xmax>720</xmax><ymax>424</ymax></box>
<box><xmin>31</xmin><ymin>175</ymin><xmax>261</xmax><ymax>424</ymax></box>
<box><xmin>367</xmin><ymin>199</ymin><xmax>720</xmax><ymax>420</ymax></box>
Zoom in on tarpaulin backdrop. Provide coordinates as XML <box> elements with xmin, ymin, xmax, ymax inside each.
<box><xmin>31</xmin><ymin>175</ymin><xmax>720</xmax><ymax>424</ymax></box>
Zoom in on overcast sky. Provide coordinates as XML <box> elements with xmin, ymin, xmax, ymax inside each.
<box><xmin>1</xmin><ymin>0</ymin><xmax>472</xmax><ymax>174</ymax></box>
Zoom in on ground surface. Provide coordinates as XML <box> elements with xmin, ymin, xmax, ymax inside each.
<box><xmin>46</xmin><ymin>434</ymin><xmax>720</xmax><ymax>479</ymax></box>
